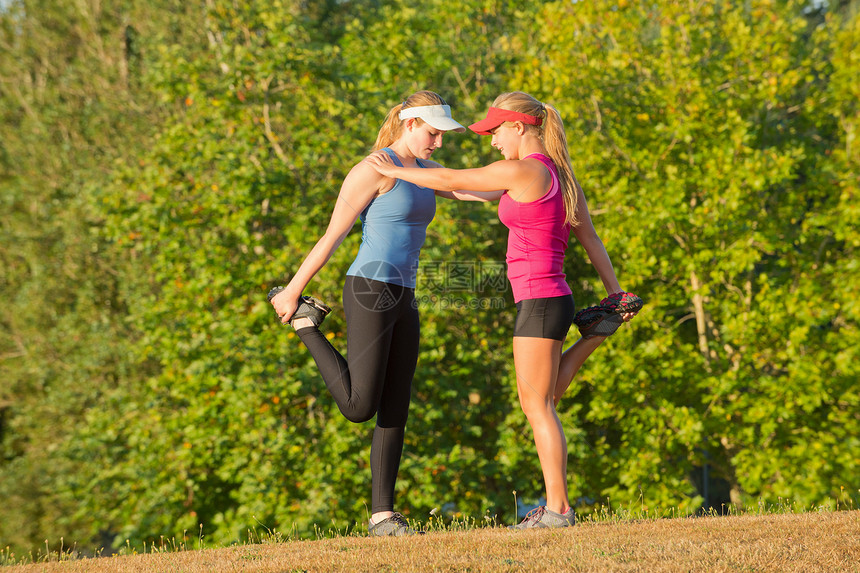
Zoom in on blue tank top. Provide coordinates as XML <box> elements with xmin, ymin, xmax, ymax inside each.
<box><xmin>346</xmin><ymin>148</ymin><xmax>437</xmax><ymax>288</ymax></box>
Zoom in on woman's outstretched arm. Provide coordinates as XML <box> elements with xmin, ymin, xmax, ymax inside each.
<box><xmin>270</xmin><ymin>162</ymin><xmax>384</xmax><ymax>322</ymax></box>
<box><xmin>364</xmin><ymin>150</ymin><xmax>527</xmax><ymax>195</ymax></box>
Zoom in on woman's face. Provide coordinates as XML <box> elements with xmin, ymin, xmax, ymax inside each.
<box><xmin>490</xmin><ymin>123</ymin><xmax>521</xmax><ymax>160</ymax></box>
<box><xmin>406</xmin><ymin>121</ymin><xmax>445</xmax><ymax>159</ymax></box>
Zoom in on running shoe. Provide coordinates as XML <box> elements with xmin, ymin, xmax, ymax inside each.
<box><xmin>267</xmin><ymin>286</ymin><xmax>331</xmax><ymax>327</ymax></box>
<box><xmin>573</xmin><ymin>291</ymin><xmax>644</xmax><ymax>339</ymax></box>
<box><xmin>368</xmin><ymin>512</ymin><xmax>422</xmax><ymax>537</ymax></box>
<box><xmin>511</xmin><ymin>506</ymin><xmax>576</xmax><ymax>529</ymax></box>
<box><xmin>573</xmin><ymin>306</ymin><xmax>625</xmax><ymax>339</ymax></box>
<box><xmin>600</xmin><ymin>291</ymin><xmax>644</xmax><ymax>314</ymax></box>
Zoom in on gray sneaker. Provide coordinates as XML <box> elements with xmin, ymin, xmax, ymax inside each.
<box><xmin>368</xmin><ymin>512</ymin><xmax>422</xmax><ymax>537</ymax></box>
<box><xmin>511</xmin><ymin>506</ymin><xmax>576</xmax><ymax>529</ymax></box>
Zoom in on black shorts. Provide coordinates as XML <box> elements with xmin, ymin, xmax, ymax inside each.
<box><xmin>514</xmin><ymin>294</ymin><xmax>575</xmax><ymax>341</ymax></box>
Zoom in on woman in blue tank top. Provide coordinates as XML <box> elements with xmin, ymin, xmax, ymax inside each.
<box><xmin>269</xmin><ymin>90</ymin><xmax>465</xmax><ymax>536</ymax></box>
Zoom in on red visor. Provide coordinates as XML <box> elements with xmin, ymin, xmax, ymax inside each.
<box><xmin>469</xmin><ymin>107</ymin><xmax>543</xmax><ymax>135</ymax></box>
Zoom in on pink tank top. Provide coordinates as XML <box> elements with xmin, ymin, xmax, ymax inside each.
<box><xmin>497</xmin><ymin>153</ymin><xmax>572</xmax><ymax>303</ymax></box>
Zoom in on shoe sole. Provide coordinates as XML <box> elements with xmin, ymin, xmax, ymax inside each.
<box><xmin>577</xmin><ymin>308</ymin><xmax>624</xmax><ymax>339</ymax></box>
<box><xmin>601</xmin><ymin>293</ymin><xmax>644</xmax><ymax>315</ymax></box>
<box><xmin>576</xmin><ymin>293</ymin><xmax>644</xmax><ymax>339</ymax></box>
<box><xmin>613</xmin><ymin>298</ymin><xmax>644</xmax><ymax>314</ymax></box>
<box><xmin>267</xmin><ymin>286</ymin><xmax>285</xmax><ymax>302</ymax></box>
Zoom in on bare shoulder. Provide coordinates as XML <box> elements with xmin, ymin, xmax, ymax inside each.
<box><xmin>521</xmin><ymin>155</ymin><xmax>554</xmax><ymax>173</ymax></box>
<box><xmin>489</xmin><ymin>158</ymin><xmax>546</xmax><ymax>181</ymax></box>
<box><xmin>348</xmin><ymin>157</ymin><xmax>385</xmax><ymax>180</ymax></box>
<box><xmin>501</xmin><ymin>157</ymin><xmax>553</xmax><ymax>203</ymax></box>
<box><xmin>341</xmin><ymin>155</ymin><xmax>395</xmax><ymax>195</ymax></box>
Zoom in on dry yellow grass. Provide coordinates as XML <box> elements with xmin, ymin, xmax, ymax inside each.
<box><xmin>5</xmin><ymin>511</ymin><xmax>859</xmax><ymax>572</ymax></box>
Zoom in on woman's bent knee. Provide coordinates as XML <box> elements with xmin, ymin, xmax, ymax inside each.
<box><xmin>339</xmin><ymin>403</ymin><xmax>377</xmax><ymax>423</ymax></box>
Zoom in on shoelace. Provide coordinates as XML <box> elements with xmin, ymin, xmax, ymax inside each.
<box><xmin>389</xmin><ymin>512</ymin><xmax>409</xmax><ymax>527</ymax></box>
<box><xmin>521</xmin><ymin>506</ymin><xmax>546</xmax><ymax>525</ymax></box>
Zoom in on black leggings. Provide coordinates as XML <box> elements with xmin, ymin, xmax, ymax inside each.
<box><xmin>296</xmin><ymin>275</ymin><xmax>419</xmax><ymax>514</ymax></box>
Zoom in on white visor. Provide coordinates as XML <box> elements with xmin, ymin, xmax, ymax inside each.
<box><xmin>399</xmin><ymin>104</ymin><xmax>466</xmax><ymax>133</ymax></box>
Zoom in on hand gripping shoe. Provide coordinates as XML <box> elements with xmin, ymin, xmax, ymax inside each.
<box><xmin>573</xmin><ymin>291</ymin><xmax>643</xmax><ymax>339</ymax></box>
<box><xmin>267</xmin><ymin>286</ymin><xmax>331</xmax><ymax>327</ymax></box>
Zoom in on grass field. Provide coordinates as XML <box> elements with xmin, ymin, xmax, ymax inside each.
<box><xmin>3</xmin><ymin>510</ymin><xmax>858</xmax><ymax>572</ymax></box>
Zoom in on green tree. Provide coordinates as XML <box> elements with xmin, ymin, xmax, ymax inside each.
<box><xmin>0</xmin><ymin>0</ymin><xmax>172</xmax><ymax>551</ymax></box>
<box><xmin>78</xmin><ymin>0</ymin><xmax>370</xmax><ymax>547</ymax></box>
<box><xmin>85</xmin><ymin>0</ymin><xmax>535</xmax><ymax>546</ymax></box>
<box><xmin>510</xmin><ymin>0</ymin><xmax>859</xmax><ymax>512</ymax></box>
<box><xmin>2</xmin><ymin>0</ymin><xmax>856</xmax><ymax>557</ymax></box>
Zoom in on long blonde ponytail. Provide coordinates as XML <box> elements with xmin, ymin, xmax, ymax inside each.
<box><xmin>372</xmin><ymin>90</ymin><xmax>449</xmax><ymax>151</ymax></box>
<box><xmin>542</xmin><ymin>103</ymin><xmax>581</xmax><ymax>227</ymax></box>
<box><xmin>492</xmin><ymin>92</ymin><xmax>581</xmax><ymax>227</ymax></box>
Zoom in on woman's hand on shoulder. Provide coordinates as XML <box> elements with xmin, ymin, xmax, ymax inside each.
<box><xmin>363</xmin><ymin>150</ymin><xmax>400</xmax><ymax>179</ymax></box>
<box><xmin>343</xmin><ymin>154</ymin><xmax>395</xmax><ymax>196</ymax></box>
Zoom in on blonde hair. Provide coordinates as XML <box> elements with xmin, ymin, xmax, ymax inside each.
<box><xmin>492</xmin><ymin>91</ymin><xmax>582</xmax><ymax>227</ymax></box>
<box><xmin>373</xmin><ymin>90</ymin><xmax>448</xmax><ymax>151</ymax></box>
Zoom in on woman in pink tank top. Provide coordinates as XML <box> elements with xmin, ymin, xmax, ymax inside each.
<box><xmin>366</xmin><ymin>91</ymin><xmax>641</xmax><ymax>529</ymax></box>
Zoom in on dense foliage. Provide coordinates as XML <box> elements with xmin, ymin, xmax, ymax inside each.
<box><xmin>1</xmin><ymin>0</ymin><xmax>857</xmax><ymax>555</ymax></box>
